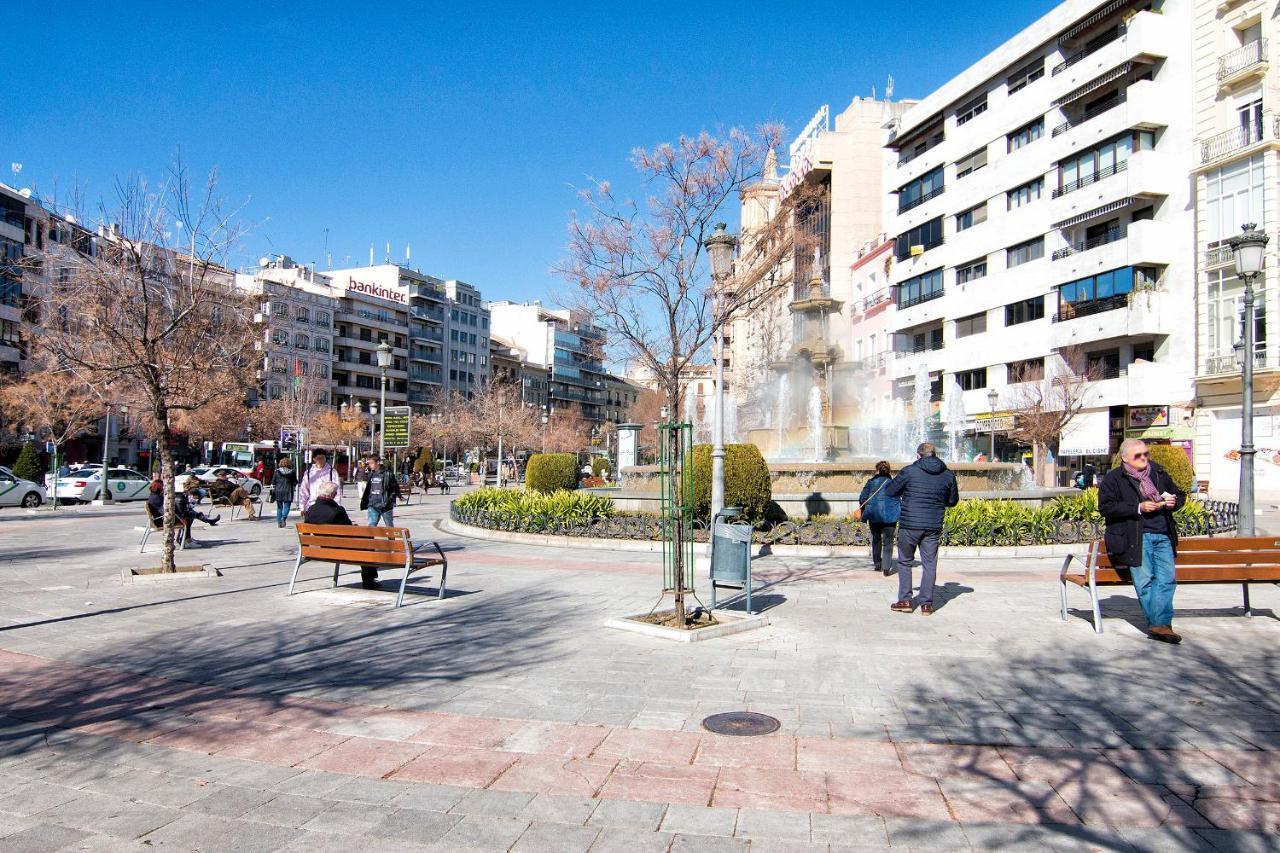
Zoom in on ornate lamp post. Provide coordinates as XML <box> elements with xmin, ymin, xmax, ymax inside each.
<box><xmin>1228</xmin><ymin>223</ymin><xmax>1269</xmax><ymax>537</ymax></box>
<box><xmin>703</xmin><ymin>222</ymin><xmax>737</xmax><ymax>519</ymax></box>
<box><xmin>376</xmin><ymin>341</ymin><xmax>393</xmax><ymax>460</ymax></box>
<box><xmin>368</xmin><ymin>402</ymin><xmax>378</xmax><ymax>454</ymax></box>
<box><xmin>986</xmin><ymin>387</ymin><xmax>999</xmax><ymax>461</ymax></box>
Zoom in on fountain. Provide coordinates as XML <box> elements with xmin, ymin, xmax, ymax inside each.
<box><xmin>807</xmin><ymin>386</ymin><xmax>824</xmax><ymax>462</ymax></box>
<box><xmin>944</xmin><ymin>378</ymin><xmax>968</xmax><ymax>463</ymax></box>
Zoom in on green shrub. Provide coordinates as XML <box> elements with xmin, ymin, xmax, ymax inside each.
<box><xmin>11</xmin><ymin>442</ymin><xmax>42</xmax><ymax>483</ymax></box>
<box><xmin>412</xmin><ymin>447</ymin><xmax>435</xmax><ymax>474</ymax></box>
<box><xmin>454</xmin><ymin>486</ymin><xmax>614</xmax><ymax>523</ymax></box>
<box><xmin>1110</xmin><ymin>445</ymin><xmax>1195</xmax><ymax>495</ymax></box>
<box><xmin>525</xmin><ymin>453</ymin><xmax>579</xmax><ymax>494</ymax></box>
<box><xmin>689</xmin><ymin>444</ymin><xmax>772</xmax><ymax>521</ymax></box>
<box><xmin>590</xmin><ymin>456</ymin><xmax>609</xmax><ymax>479</ymax></box>
<box><xmin>1046</xmin><ymin>489</ymin><xmax>1100</xmax><ymax>522</ymax></box>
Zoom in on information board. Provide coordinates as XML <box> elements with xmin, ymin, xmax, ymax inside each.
<box><xmin>382</xmin><ymin>407</ymin><xmax>411</xmax><ymax>449</ymax></box>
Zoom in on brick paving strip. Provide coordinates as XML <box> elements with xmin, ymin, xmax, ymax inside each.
<box><xmin>3</xmin><ymin>647</ymin><xmax>1278</xmax><ymax>846</ymax></box>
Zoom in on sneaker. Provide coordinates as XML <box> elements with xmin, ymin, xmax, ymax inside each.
<box><xmin>208</xmin><ymin>515</ymin><xmax>221</xmax><ymax>526</ymax></box>
<box><xmin>890</xmin><ymin>600</ymin><xmax>914</xmax><ymax>613</ymax></box>
<box><xmin>1148</xmin><ymin>625</ymin><xmax>1182</xmax><ymax>644</ymax></box>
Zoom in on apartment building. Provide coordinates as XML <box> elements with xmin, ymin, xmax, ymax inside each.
<box><xmin>490</xmin><ymin>335</ymin><xmax>550</xmax><ymax>410</ymax></box>
<box><xmin>0</xmin><ymin>184</ymin><xmax>33</xmax><ymax>376</ymax></box>
<box><xmin>406</xmin><ymin>272</ymin><xmax>448</xmax><ymax>410</ymax></box>
<box><xmin>317</xmin><ymin>265</ymin><xmax>411</xmax><ymax>415</ymax></box>
<box><xmin>885</xmin><ymin>0</ymin><xmax>1193</xmax><ymax>478</ymax></box>
<box><xmin>444</xmin><ymin>279</ymin><xmax>490</xmax><ymax>398</ymax></box>
<box><xmin>488</xmin><ymin>301</ymin><xmax>608</xmax><ymax>423</ymax></box>
<box><xmin>1190</xmin><ymin>0</ymin><xmax>1280</xmax><ymax>496</ymax></box>
<box><xmin>236</xmin><ymin>257</ymin><xmax>338</xmax><ymax>405</ymax></box>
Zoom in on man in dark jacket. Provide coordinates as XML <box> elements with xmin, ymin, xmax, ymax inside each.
<box><xmin>359</xmin><ymin>454</ymin><xmax>401</xmax><ymax>527</ymax></box>
<box><xmin>147</xmin><ymin>481</ymin><xmax>219</xmax><ymax>545</ymax></box>
<box><xmin>885</xmin><ymin>442</ymin><xmax>960</xmax><ymax>614</ymax></box>
<box><xmin>1098</xmin><ymin>439</ymin><xmax>1186</xmax><ymax>643</ymax></box>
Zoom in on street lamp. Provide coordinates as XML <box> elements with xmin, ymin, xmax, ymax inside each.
<box><xmin>986</xmin><ymin>388</ymin><xmax>999</xmax><ymax>461</ymax></box>
<box><xmin>541</xmin><ymin>411</ymin><xmax>549</xmax><ymax>453</ymax></box>
<box><xmin>369</xmin><ymin>402</ymin><xmax>379</xmax><ymax>454</ymax></box>
<box><xmin>1228</xmin><ymin>223</ymin><xmax>1269</xmax><ymax>537</ymax></box>
<box><xmin>376</xmin><ymin>341</ymin><xmax>392</xmax><ymax>460</ymax></box>
<box><xmin>703</xmin><ymin>221</ymin><xmax>737</xmax><ymax>519</ymax></box>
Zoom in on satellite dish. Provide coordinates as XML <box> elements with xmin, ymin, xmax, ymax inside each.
<box><xmin>258</xmin><ymin>257</ymin><xmax>270</xmax><ymax>267</ymax></box>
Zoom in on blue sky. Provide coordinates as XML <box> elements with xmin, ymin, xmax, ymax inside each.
<box><xmin>9</xmin><ymin>1</ymin><xmax>1058</xmax><ymax>303</ymax></box>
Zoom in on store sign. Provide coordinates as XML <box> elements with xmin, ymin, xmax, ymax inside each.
<box><xmin>1127</xmin><ymin>405</ymin><xmax>1169</xmax><ymax>429</ymax></box>
<box><xmin>346</xmin><ymin>277</ymin><xmax>406</xmax><ymax>304</ymax></box>
<box><xmin>779</xmin><ymin>154</ymin><xmax>813</xmax><ymax>198</ymax></box>
<box><xmin>381</xmin><ymin>406</ymin><xmax>411</xmax><ymax>449</ymax></box>
<box><xmin>1059</xmin><ymin>409</ymin><xmax>1111</xmax><ymax>457</ymax></box>
<box><xmin>972</xmin><ymin>415</ymin><xmax>1016</xmax><ymax>432</ymax></box>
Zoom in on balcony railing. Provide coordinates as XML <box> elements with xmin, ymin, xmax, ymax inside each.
<box><xmin>1052</xmin><ymin>226</ymin><xmax>1125</xmax><ymax>260</ymax></box>
<box><xmin>1199</xmin><ymin>116</ymin><xmax>1277</xmax><ymax>165</ymax></box>
<box><xmin>895</xmin><ymin>340</ymin><xmax>945</xmax><ymax>358</ymax></box>
<box><xmin>1051</xmin><ymin>91</ymin><xmax>1126</xmax><ymax>137</ymax></box>
<box><xmin>1051</xmin><ymin>23</ymin><xmax>1126</xmax><ymax>75</ymax></box>
<box><xmin>1204</xmin><ymin>245</ymin><xmax>1234</xmax><ymax>267</ymax></box>
<box><xmin>855</xmin><ymin>289</ymin><xmax>893</xmax><ymax>314</ymax></box>
<box><xmin>1218</xmin><ymin>39</ymin><xmax>1267</xmax><ymax>81</ymax></box>
<box><xmin>1052</xmin><ymin>159</ymin><xmax>1128</xmax><ymax>198</ymax></box>
<box><xmin>1204</xmin><ymin>349</ymin><xmax>1269</xmax><ymax>375</ymax></box>
<box><xmin>897</xmin><ymin>184</ymin><xmax>945</xmax><ymax>214</ymax></box>
<box><xmin>896</xmin><ymin>288</ymin><xmax>945</xmax><ymax>310</ymax></box>
<box><xmin>1051</xmin><ymin>293</ymin><xmax>1129</xmax><ymax>322</ymax></box>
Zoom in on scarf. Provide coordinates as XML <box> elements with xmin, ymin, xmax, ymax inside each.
<box><xmin>1122</xmin><ymin>461</ymin><xmax>1160</xmax><ymax>502</ymax></box>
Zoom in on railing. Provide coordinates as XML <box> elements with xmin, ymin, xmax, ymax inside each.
<box><xmin>1052</xmin><ymin>292</ymin><xmax>1129</xmax><ymax>321</ymax></box>
<box><xmin>1199</xmin><ymin>116</ymin><xmax>1277</xmax><ymax>165</ymax></box>
<box><xmin>410</xmin><ymin>305</ymin><xmax>445</xmax><ymax>321</ymax></box>
<box><xmin>1052</xmin><ymin>226</ymin><xmax>1125</xmax><ymax>260</ymax></box>
<box><xmin>855</xmin><ymin>289</ymin><xmax>893</xmax><ymax>314</ymax></box>
<box><xmin>897</xmin><ymin>184</ymin><xmax>945</xmax><ymax>214</ymax></box>
<box><xmin>1204</xmin><ymin>349</ymin><xmax>1269</xmax><ymax>375</ymax></box>
<box><xmin>895</xmin><ymin>340</ymin><xmax>945</xmax><ymax>358</ymax></box>
<box><xmin>896</xmin><ymin>288</ymin><xmax>945</xmax><ymax>310</ymax></box>
<box><xmin>1203</xmin><ymin>245</ymin><xmax>1233</xmax><ymax>267</ymax></box>
<box><xmin>1051</xmin><ymin>91</ymin><xmax>1126</xmax><ymax>137</ymax></box>
<box><xmin>1218</xmin><ymin>39</ymin><xmax>1267</xmax><ymax>81</ymax></box>
<box><xmin>338</xmin><ymin>309</ymin><xmax>401</xmax><ymax>326</ymax></box>
<box><xmin>1052</xmin><ymin>159</ymin><xmax>1128</xmax><ymax>198</ymax></box>
<box><xmin>1051</xmin><ymin>23</ymin><xmax>1126</xmax><ymax>75</ymax></box>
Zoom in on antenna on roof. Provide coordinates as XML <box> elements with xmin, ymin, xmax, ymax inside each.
<box><xmin>323</xmin><ymin>227</ymin><xmax>331</xmax><ymax>270</ymax></box>
<box><xmin>406</xmin><ymin>243</ymin><xmax>411</xmax><ymax>264</ymax></box>
<box><xmin>886</xmin><ymin>75</ymin><xmax>895</xmax><ymax>100</ymax></box>
<box><xmin>369</xmin><ymin>243</ymin><xmax>374</xmax><ymax>266</ymax></box>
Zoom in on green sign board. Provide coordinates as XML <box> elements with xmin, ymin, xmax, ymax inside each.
<box><xmin>382</xmin><ymin>406</ymin><xmax>411</xmax><ymax>449</ymax></box>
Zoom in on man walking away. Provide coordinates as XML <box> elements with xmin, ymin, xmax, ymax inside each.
<box><xmin>358</xmin><ymin>454</ymin><xmax>401</xmax><ymax>589</ymax></box>
<box><xmin>297</xmin><ymin>450</ymin><xmax>339</xmax><ymax>514</ymax></box>
<box><xmin>271</xmin><ymin>456</ymin><xmax>298</xmax><ymax>528</ymax></box>
<box><xmin>1098</xmin><ymin>439</ymin><xmax>1186</xmax><ymax>643</ymax></box>
<box><xmin>858</xmin><ymin>461</ymin><xmax>900</xmax><ymax>575</ymax></box>
<box><xmin>886</xmin><ymin>442</ymin><xmax>960</xmax><ymax>615</ymax></box>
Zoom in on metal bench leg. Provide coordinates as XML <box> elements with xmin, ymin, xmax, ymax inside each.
<box><xmin>333</xmin><ymin>563</ymin><xmax>340</xmax><ymax>587</ymax></box>
<box><xmin>1243</xmin><ymin>583</ymin><xmax>1252</xmax><ymax>617</ymax></box>
<box><xmin>435</xmin><ymin>542</ymin><xmax>448</xmax><ymax>600</ymax></box>
<box><xmin>139</xmin><ymin>526</ymin><xmax>150</xmax><ymax>554</ymax></box>
<box><xmin>288</xmin><ymin>553</ymin><xmax>304</xmax><ymax>596</ymax></box>
<box><xmin>1059</xmin><ymin>555</ymin><xmax>1073</xmax><ymax>621</ymax></box>
<box><xmin>1088</xmin><ymin>572</ymin><xmax>1103</xmax><ymax>634</ymax></box>
<box><xmin>396</xmin><ymin>560</ymin><xmax>410</xmax><ymax>608</ymax></box>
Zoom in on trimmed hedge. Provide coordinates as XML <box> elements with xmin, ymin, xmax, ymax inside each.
<box><xmin>689</xmin><ymin>443</ymin><xmax>771</xmax><ymax>522</ymax></box>
<box><xmin>1110</xmin><ymin>444</ymin><xmax>1195</xmax><ymax>495</ymax></box>
<box><xmin>526</xmin><ymin>453</ymin><xmax>579</xmax><ymax>494</ymax></box>
<box><xmin>590</xmin><ymin>456</ymin><xmax>609</xmax><ymax>479</ymax></box>
<box><xmin>455</xmin><ymin>487</ymin><xmax>614</xmax><ymax>523</ymax></box>
<box><xmin>12</xmin><ymin>442</ymin><xmax>42</xmax><ymax>483</ymax></box>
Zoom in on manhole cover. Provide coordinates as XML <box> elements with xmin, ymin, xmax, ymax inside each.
<box><xmin>701</xmin><ymin>712</ymin><xmax>781</xmax><ymax>736</ymax></box>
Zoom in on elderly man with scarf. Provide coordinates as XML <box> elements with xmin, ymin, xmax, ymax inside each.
<box><xmin>1098</xmin><ymin>438</ymin><xmax>1186</xmax><ymax>643</ymax></box>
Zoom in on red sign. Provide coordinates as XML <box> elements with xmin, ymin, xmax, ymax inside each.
<box><xmin>347</xmin><ymin>278</ymin><xmax>406</xmax><ymax>304</ymax></box>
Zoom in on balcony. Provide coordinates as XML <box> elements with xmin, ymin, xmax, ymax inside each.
<box><xmin>1050</xmin><ymin>10</ymin><xmax>1167</xmax><ymax>102</ymax></box>
<box><xmin>1218</xmin><ymin>39</ymin><xmax>1268</xmax><ymax>90</ymax></box>
<box><xmin>1051</xmin><ymin>23</ymin><xmax>1126</xmax><ymax>76</ymax></box>
<box><xmin>897</xmin><ymin>185</ymin><xmax>945</xmax><ymax>215</ymax></box>
<box><xmin>1052</xmin><ymin>226</ymin><xmax>1124</xmax><ymax>260</ymax></box>
<box><xmin>1202</xmin><ymin>348</ymin><xmax>1269</xmax><ymax>376</ymax></box>
<box><xmin>1050</xmin><ymin>289</ymin><xmax>1168</xmax><ymax>348</ymax></box>
<box><xmin>1052</xmin><ymin>220</ymin><xmax>1171</xmax><ymax>281</ymax></box>
<box><xmin>1052</xmin><ymin>91</ymin><xmax>1125</xmax><ymax>137</ymax></box>
<box><xmin>1203</xmin><ymin>245</ymin><xmax>1234</xmax><ymax>269</ymax></box>
<box><xmin>1050</xmin><ymin>149</ymin><xmax>1170</xmax><ymax>226</ymax></box>
<box><xmin>1199</xmin><ymin>116</ymin><xmax>1278</xmax><ymax>167</ymax></box>
<box><xmin>896</xmin><ymin>288</ymin><xmax>945</xmax><ymax>311</ymax></box>
<box><xmin>1052</xmin><ymin>159</ymin><xmax>1127</xmax><ymax>198</ymax></box>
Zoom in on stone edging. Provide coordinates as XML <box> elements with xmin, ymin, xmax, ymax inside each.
<box><xmin>438</xmin><ymin>517</ymin><xmax>1089</xmax><ymax>558</ymax></box>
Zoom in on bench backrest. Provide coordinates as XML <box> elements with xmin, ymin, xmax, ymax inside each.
<box><xmin>296</xmin><ymin>523</ymin><xmax>412</xmax><ymax>567</ymax></box>
<box><xmin>1091</xmin><ymin>536</ymin><xmax>1280</xmax><ymax>581</ymax></box>
<box><xmin>145</xmin><ymin>502</ymin><xmax>164</xmax><ymax>529</ymax></box>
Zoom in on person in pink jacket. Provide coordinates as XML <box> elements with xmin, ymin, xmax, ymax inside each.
<box><xmin>297</xmin><ymin>450</ymin><xmax>340</xmax><ymax>513</ymax></box>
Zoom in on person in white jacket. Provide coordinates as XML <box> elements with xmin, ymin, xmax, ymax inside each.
<box><xmin>297</xmin><ymin>450</ymin><xmax>340</xmax><ymax>514</ymax></box>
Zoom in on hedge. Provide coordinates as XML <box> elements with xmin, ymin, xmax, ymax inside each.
<box><xmin>1110</xmin><ymin>444</ymin><xmax>1195</xmax><ymax>494</ymax></box>
<box><xmin>11</xmin><ymin>442</ymin><xmax>42</xmax><ymax>483</ymax></box>
<box><xmin>590</xmin><ymin>456</ymin><xmax>610</xmax><ymax>479</ymax></box>
<box><xmin>455</xmin><ymin>486</ymin><xmax>614</xmax><ymax>523</ymax></box>
<box><xmin>689</xmin><ymin>443</ymin><xmax>772</xmax><ymax>522</ymax></box>
<box><xmin>526</xmin><ymin>453</ymin><xmax>579</xmax><ymax>494</ymax></box>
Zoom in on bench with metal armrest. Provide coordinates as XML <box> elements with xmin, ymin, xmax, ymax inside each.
<box><xmin>290</xmin><ymin>523</ymin><xmax>447</xmax><ymax>608</ymax></box>
<box><xmin>1060</xmin><ymin>536</ymin><xmax>1280</xmax><ymax>633</ymax></box>
<box><xmin>139</xmin><ymin>504</ymin><xmax>187</xmax><ymax>553</ymax></box>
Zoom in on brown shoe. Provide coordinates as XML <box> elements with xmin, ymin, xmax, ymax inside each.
<box><xmin>890</xmin><ymin>600</ymin><xmax>914</xmax><ymax>613</ymax></box>
<box><xmin>920</xmin><ymin>603</ymin><xmax>934</xmax><ymax>616</ymax></box>
<box><xmin>1149</xmin><ymin>626</ymin><xmax>1182</xmax><ymax>644</ymax></box>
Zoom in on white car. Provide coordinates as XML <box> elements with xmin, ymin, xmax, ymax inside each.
<box><xmin>174</xmin><ymin>466</ymin><xmax>263</xmax><ymax>498</ymax></box>
<box><xmin>55</xmin><ymin>467</ymin><xmax>153</xmax><ymax>503</ymax></box>
<box><xmin>0</xmin><ymin>466</ymin><xmax>47</xmax><ymax>508</ymax></box>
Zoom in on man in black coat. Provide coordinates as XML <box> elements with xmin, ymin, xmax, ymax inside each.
<box><xmin>303</xmin><ymin>479</ymin><xmax>386</xmax><ymax>590</ymax></box>
<box><xmin>885</xmin><ymin>442</ymin><xmax>960</xmax><ymax>615</ymax></box>
<box><xmin>1098</xmin><ymin>439</ymin><xmax>1186</xmax><ymax>643</ymax></box>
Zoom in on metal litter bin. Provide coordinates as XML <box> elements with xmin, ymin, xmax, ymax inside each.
<box><xmin>709</xmin><ymin>506</ymin><xmax>755</xmax><ymax>614</ymax></box>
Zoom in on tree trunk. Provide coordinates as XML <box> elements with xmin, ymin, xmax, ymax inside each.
<box><xmin>158</xmin><ymin>414</ymin><xmax>177</xmax><ymax>573</ymax></box>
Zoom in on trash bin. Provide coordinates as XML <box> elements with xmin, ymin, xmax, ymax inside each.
<box><xmin>710</xmin><ymin>506</ymin><xmax>754</xmax><ymax>614</ymax></box>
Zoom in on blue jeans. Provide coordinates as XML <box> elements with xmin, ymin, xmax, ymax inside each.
<box><xmin>367</xmin><ymin>507</ymin><xmax>394</xmax><ymax>527</ymax></box>
<box><xmin>275</xmin><ymin>501</ymin><xmax>291</xmax><ymax>524</ymax></box>
<box><xmin>1131</xmin><ymin>532</ymin><xmax>1176</xmax><ymax>628</ymax></box>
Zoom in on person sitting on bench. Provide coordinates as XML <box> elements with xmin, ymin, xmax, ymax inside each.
<box><xmin>147</xmin><ymin>480</ymin><xmax>219</xmax><ymax>545</ymax></box>
<box><xmin>302</xmin><ymin>480</ymin><xmax>380</xmax><ymax>590</ymax></box>
<box><xmin>209</xmin><ymin>470</ymin><xmax>256</xmax><ymax>519</ymax></box>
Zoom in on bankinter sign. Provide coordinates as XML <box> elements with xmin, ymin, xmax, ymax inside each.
<box><xmin>346</xmin><ymin>278</ymin><xmax>406</xmax><ymax>304</ymax></box>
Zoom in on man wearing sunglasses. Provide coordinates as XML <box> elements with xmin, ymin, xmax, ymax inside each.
<box><xmin>1098</xmin><ymin>439</ymin><xmax>1186</xmax><ymax>643</ymax></box>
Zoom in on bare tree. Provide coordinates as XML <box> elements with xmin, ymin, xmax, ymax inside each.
<box><xmin>29</xmin><ymin>166</ymin><xmax>257</xmax><ymax>571</ymax></box>
<box><xmin>462</xmin><ymin>380</ymin><xmax>543</xmax><ymax>486</ymax></box>
<box><xmin>1005</xmin><ymin>347</ymin><xmax>1102</xmax><ymax>487</ymax></box>
<box><xmin>309</xmin><ymin>408</ymin><xmax>367</xmax><ymax>448</ymax></box>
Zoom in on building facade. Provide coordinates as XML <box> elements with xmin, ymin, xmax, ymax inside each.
<box><xmin>884</xmin><ymin>0</ymin><xmax>1194</xmax><ymax>480</ymax></box>
<box><xmin>318</xmin><ymin>266</ymin><xmax>412</xmax><ymax>415</ymax></box>
<box><xmin>487</xmin><ymin>301</ymin><xmax>608</xmax><ymax>423</ymax></box>
<box><xmin>444</xmin><ymin>279</ymin><xmax>490</xmax><ymax>398</ymax></box>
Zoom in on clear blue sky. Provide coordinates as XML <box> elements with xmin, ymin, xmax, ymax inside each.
<box><xmin>10</xmin><ymin>1</ymin><xmax>1057</xmax><ymax>303</ymax></box>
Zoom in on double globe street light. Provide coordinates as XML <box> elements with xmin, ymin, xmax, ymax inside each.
<box><xmin>1227</xmin><ymin>223</ymin><xmax>1269</xmax><ymax>537</ymax></box>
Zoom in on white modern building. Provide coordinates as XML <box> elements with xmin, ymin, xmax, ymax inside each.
<box><xmin>236</xmin><ymin>257</ymin><xmax>338</xmax><ymax>405</ymax></box>
<box><xmin>444</xmin><ymin>279</ymin><xmax>490</xmax><ymax>398</ymax></box>
<box><xmin>884</xmin><ymin>0</ymin><xmax>1194</xmax><ymax>481</ymax></box>
<box><xmin>316</xmin><ymin>265</ymin><xmax>411</xmax><ymax>415</ymax></box>
<box><xmin>487</xmin><ymin>301</ymin><xmax>608</xmax><ymax>423</ymax></box>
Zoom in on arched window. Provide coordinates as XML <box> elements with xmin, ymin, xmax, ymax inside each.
<box><xmin>294</xmin><ymin>333</ymin><xmax>309</xmax><ymax>349</ymax></box>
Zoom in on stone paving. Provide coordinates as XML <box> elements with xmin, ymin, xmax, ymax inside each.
<box><xmin>0</xmin><ymin>491</ymin><xmax>1279</xmax><ymax>851</ymax></box>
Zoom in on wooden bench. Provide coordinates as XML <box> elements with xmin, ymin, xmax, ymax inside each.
<box><xmin>397</xmin><ymin>480</ymin><xmax>415</xmax><ymax>506</ymax></box>
<box><xmin>1060</xmin><ymin>537</ymin><xmax>1280</xmax><ymax>633</ymax></box>
<box><xmin>289</xmin><ymin>523</ymin><xmax>448</xmax><ymax>608</ymax></box>
<box><xmin>139</xmin><ymin>504</ymin><xmax>187</xmax><ymax>553</ymax></box>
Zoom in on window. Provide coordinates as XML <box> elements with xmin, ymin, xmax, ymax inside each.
<box><xmin>894</xmin><ymin>217</ymin><xmax>944</xmax><ymax>260</ymax></box>
<box><xmin>1086</xmin><ymin>348</ymin><xmax>1121</xmax><ymax>379</ymax></box>
<box><xmin>955</xmin><ymin>147</ymin><xmax>988</xmax><ymax>178</ymax></box>
<box><xmin>296</xmin><ymin>359</ymin><xmax>309</xmax><ymax>376</ymax></box>
<box><xmin>1007</xmin><ymin>177</ymin><xmax>1043</xmax><ymax>209</ymax></box>
<box><xmin>955</xmin><ymin>312</ymin><xmax>987</xmax><ymax>338</ymax></box>
<box><xmin>1007</xmin><ymin>357</ymin><xmax>1044</xmax><ymax>382</ymax></box>
<box><xmin>1005</xmin><ymin>295</ymin><xmax>1045</xmax><ymax>326</ymax></box>
<box><xmin>1205</xmin><ymin>154</ymin><xmax>1265</xmax><ymax>245</ymax></box>
<box><xmin>956</xmin><ymin>94</ymin><xmax>987</xmax><ymax>125</ymax></box>
<box><xmin>955</xmin><ymin>367</ymin><xmax>988</xmax><ymax>390</ymax></box>
<box><xmin>1056</xmin><ymin>134</ymin><xmax>1139</xmax><ymax>196</ymax></box>
<box><xmin>314</xmin><ymin>337</ymin><xmax>330</xmax><ymax>353</ymax></box>
<box><xmin>897</xmin><ymin>166</ymin><xmax>945</xmax><ymax>213</ymax></box>
<box><xmin>1239</xmin><ymin>98</ymin><xmax>1264</xmax><ymax>142</ymax></box>
<box><xmin>317</xmin><ymin>364</ymin><xmax>330</xmax><ymax>379</ymax></box>
<box><xmin>1207</xmin><ymin>268</ymin><xmax>1267</xmax><ymax>363</ymax></box>
<box><xmin>295</xmin><ymin>307</ymin><xmax>310</xmax><ymax>323</ymax></box>
<box><xmin>294</xmin><ymin>333</ymin><xmax>309</xmax><ymax>349</ymax></box>
<box><xmin>1007</xmin><ymin>59</ymin><xmax>1044</xmax><ymax>94</ymax></box>
<box><xmin>902</xmin><ymin>326</ymin><xmax>944</xmax><ymax>354</ymax></box>
<box><xmin>1006</xmin><ymin>237</ymin><xmax>1044</xmax><ymax>268</ymax></box>
<box><xmin>1132</xmin><ymin>343</ymin><xmax>1155</xmax><ymax>363</ymax></box>
<box><xmin>273</xmin><ymin>302</ymin><xmax>288</xmax><ymax>316</ymax></box>
<box><xmin>1057</xmin><ymin>266</ymin><xmax>1142</xmax><ymax>318</ymax></box>
<box><xmin>272</xmin><ymin>330</ymin><xmax>289</xmax><ymax>346</ymax></box>
<box><xmin>896</xmin><ymin>268</ymin><xmax>944</xmax><ymax>308</ymax></box>
<box><xmin>955</xmin><ymin>203</ymin><xmax>987</xmax><ymax>232</ymax></box>
<box><xmin>315</xmin><ymin>311</ymin><xmax>330</xmax><ymax>327</ymax></box>
<box><xmin>1007</xmin><ymin>118</ymin><xmax>1044</xmax><ymax>152</ymax></box>
<box><xmin>956</xmin><ymin>258</ymin><xmax>987</xmax><ymax>284</ymax></box>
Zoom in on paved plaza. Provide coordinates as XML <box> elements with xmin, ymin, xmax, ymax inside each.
<box><xmin>0</xmin><ymin>491</ymin><xmax>1278</xmax><ymax>852</ymax></box>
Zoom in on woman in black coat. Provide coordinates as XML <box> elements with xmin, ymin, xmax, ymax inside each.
<box><xmin>271</xmin><ymin>457</ymin><xmax>299</xmax><ymax>528</ymax></box>
<box><xmin>1097</xmin><ymin>439</ymin><xmax>1186</xmax><ymax>643</ymax></box>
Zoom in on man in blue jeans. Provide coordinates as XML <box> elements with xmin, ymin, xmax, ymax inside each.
<box><xmin>1098</xmin><ymin>439</ymin><xmax>1186</xmax><ymax>643</ymax></box>
<box><xmin>885</xmin><ymin>442</ymin><xmax>960</xmax><ymax>615</ymax></box>
<box><xmin>358</xmin><ymin>454</ymin><xmax>401</xmax><ymax>588</ymax></box>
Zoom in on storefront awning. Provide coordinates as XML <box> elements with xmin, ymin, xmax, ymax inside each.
<box><xmin>1059</xmin><ymin>410</ymin><xmax>1112</xmax><ymax>457</ymax></box>
<box><xmin>1052</xmin><ymin>62</ymin><xmax>1132</xmax><ymax>107</ymax></box>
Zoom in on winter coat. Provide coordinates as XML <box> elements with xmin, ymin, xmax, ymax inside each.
<box><xmin>302</xmin><ymin>497</ymin><xmax>351</xmax><ymax>526</ymax></box>
<box><xmin>271</xmin><ymin>467</ymin><xmax>298</xmax><ymax>504</ymax></box>
<box><xmin>858</xmin><ymin>474</ymin><xmax>901</xmax><ymax>526</ymax></box>
<box><xmin>297</xmin><ymin>464</ymin><xmax>339</xmax><ymax>512</ymax></box>
<box><xmin>885</xmin><ymin>455</ymin><xmax>960</xmax><ymax>530</ymax></box>
<box><xmin>359</xmin><ymin>469</ymin><xmax>401</xmax><ymax>512</ymax></box>
<box><xmin>1098</xmin><ymin>462</ymin><xmax>1186</xmax><ymax>567</ymax></box>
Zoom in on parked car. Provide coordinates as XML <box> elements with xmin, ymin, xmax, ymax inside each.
<box><xmin>0</xmin><ymin>466</ymin><xmax>47</xmax><ymax>508</ymax></box>
<box><xmin>55</xmin><ymin>467</ymin><xmax>152</xmax><ymax>503</ymax></box>
<box><xmin>174</xmin><ymin>466</ymin><xmax>263</xmax><ymax>498</ymax></box>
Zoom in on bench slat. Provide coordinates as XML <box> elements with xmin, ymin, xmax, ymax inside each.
<box><xmin>1173</xmin><ymin>551</ymin><xmax>1280</xmax><ymax>566</ymax></box>
<box><xmin>1177</xmin><ymin>536</ymin><xmax>1280</xmax><ymax>551</ymax></box>
<box><xmin>297</xmin><ymin>523</ymin><xmax>402</xmax><ymax>539</ymax></box>
<box><xmin>299</xmin><ymin>546</ymin><xmax>410</xmax><ymax>566</ymax></box>
<box><xmin>298</xmin><ymin>535</ymin><xmax>407</xmax><ymax>551</ymax></box>
<box><xmin>1174</xmin><ymin>567</ymin><xmax>1280</xmax><ymax>582</ymax></box>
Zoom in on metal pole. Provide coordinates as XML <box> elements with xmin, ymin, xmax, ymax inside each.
<box><xmin>1239</xmin><ymin>275</ymin><xmax>1257</xmax><ymax>537</ymax></box>
<box><xmin>379</xmin><ymin>371</ymin><xmax>387</xmax><ymax>460</ymax></box>
<box><xmin>369</xmin><ymin>407</ymin><xmax>375</xmax><ymax>453</ymax></box>
<box><xmin>711</xmin><ymin>311</ymin><xmax>726</xmax><ymax>520</ymax></box>
<box><xmin>99</xmin><ymin>404</ymin><xmax>113</xmax><ymax>503</ymax></box>
<box><xmin>989</xmin><ymin>401</ymin><xmax>996</xmax><ymax>460</ymax></box>
<box><xmin>497</xmin><ymin>406</ymin><xmax>504</xmax><ymax>489</ymax></box>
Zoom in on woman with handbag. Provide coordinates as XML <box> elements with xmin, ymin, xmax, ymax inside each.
<box><xmin>856</xmin><ymin>461</ymin><xmax>901</xmax><ymax>575</ymax></box>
